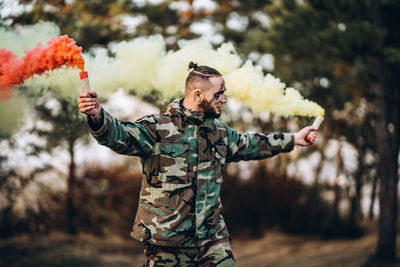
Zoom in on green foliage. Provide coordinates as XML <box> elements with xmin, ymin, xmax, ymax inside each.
<box><xmin>263</xmin><ymin>0</ymin><xmax>399</xmax><ymax>126</ymax></box>
<box><xmin>261</xmin><ymin>0</ymin><xmax>399</xmax><ymax>259</ymax></box>
<box><xmin>8</xmin><ymin>0</ymin><xmax>132</xmax><ymax>48</ymax></box>
<box><xmin>251</xmin><ymin>0</ymin><xmax>398</xmax><ymax>203</ymax></box>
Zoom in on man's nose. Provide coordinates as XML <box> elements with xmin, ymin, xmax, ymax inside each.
<box><xmin>220</xmin><ymin>95</ymin><xmax>227</xmax><ymax>104</ymax></box>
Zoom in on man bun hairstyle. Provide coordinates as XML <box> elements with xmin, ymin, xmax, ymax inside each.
<box><xmin>188</xmin><ymin>61</ymin><xmax>198</xmax><ymax>70</ymax></box>
<box><xmin>185</xmin><ymin>61</ymin><xmax>221</xmax><ymax>91</ymax></box>
<box><xmin>187</xmin><ymin>61</ymin><xmax>220</xmax><ymax>76</ymax></box>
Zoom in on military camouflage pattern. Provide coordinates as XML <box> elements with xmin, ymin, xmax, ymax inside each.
<box><xmin>143</xmin><ymin>237</ymin><xmax>235</xmax><ymax>267</ymax></box>
<box><xmin>88</xmin><ymin>99</ymin><xmax>294</xmax><ymax>247</ymax></box>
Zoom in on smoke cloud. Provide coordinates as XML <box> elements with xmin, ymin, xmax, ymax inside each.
<box><xmin>0</xmin><ymin>35</ymin><xmax>84</xmax><ymax>96</ymax></box>
<box><xmin>0</xmin><ymin>21</ymin><xmax>61</xmax><ymax>135</ymax></box>
<box><xmin>32</xmin><ymin>34</ymin><xmax>324</xmax><ymax>116</ymax></box>
<box><xmin>1</xmin><ymin>22</ymin><xmax>324</xmax><ymax>135</ymax></box>
<box><xmin>225</xmin><ymin>61</ymin><xmax>324</xmax><ymax>117</ymax></box>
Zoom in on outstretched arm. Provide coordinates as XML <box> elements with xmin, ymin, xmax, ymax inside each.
<box><xmin>77</xmin><ymin>91</ymin><xmax>156</xmax><ymax>157</ymax></box>
<box><xmin>225</xmin><ymin>125</ymin><xmax>294</xmax><ymax>162</ymax></box>
<box><xmin>225</xmin><ymin>124</ymin><xmax>318</xmax><ymax>162</ymax></box>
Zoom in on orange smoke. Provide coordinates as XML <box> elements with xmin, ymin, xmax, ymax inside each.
<box><xmin>0</xmin><ymin>35</ymin><xmax>84</xmax><ymax>98</ymax></box>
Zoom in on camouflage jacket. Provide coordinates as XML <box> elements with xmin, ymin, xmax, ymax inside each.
<box><xmin>88</xmin><ymin>99</ymin><xmax>294</xmax><ymax>247</ymax></box>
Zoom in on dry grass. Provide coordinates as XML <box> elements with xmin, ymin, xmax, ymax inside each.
<box><xmin>232</xmin><ymin>221</ymin><xmax>400</xmax><ymax>267</ymax></box>
<box><xmin>1</xmin><ymin>221</ymin><xmax>399</xmax><ymax>267</ymax></box>
<box><xmin>0</xmin><ymin>232</ymin><xmax>145</xmax><ymax>267</ymax></box>
<box><xmin>233</xmin><ymin>229</ymin><xmax>376</xmax><ymax>267</ymax></box>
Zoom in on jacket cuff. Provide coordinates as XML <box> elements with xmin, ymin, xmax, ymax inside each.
<box><xmin>87</xmin><ymin>108</ymin><xmax>106</xmax><ymax>134</ymax></box>
<box><xmin>282</xmin><ymin>133</ymin><xmax>295</xmax><ymax>153</ymax></box>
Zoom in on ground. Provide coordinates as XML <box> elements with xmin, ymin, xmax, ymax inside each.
<box><xmin>1</xmin><ymin>222</ymin><xmax>400</xmax><ymax>267</ymax></box>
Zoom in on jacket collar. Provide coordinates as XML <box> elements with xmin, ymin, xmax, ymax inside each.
<box><xmin>162</xmin><ymin>98</ymin><xmax>215</xmax><ymax>130</ymax></box>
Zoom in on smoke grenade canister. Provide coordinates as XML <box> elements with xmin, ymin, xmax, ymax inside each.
<box><xmin>79</xmin><ymin>71</ymin><xmax>91</xmax><ymax>93</ymax></box>
<box><xmin>306</xmin><ymin>115</ymin><xmax>323</xmax><ymax>142</ymax></box>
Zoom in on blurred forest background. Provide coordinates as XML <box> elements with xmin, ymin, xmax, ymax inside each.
<box><xmin>0</xmin><ymin>0</ymin><xmax>399</xmax><ymax>266</ymax></box>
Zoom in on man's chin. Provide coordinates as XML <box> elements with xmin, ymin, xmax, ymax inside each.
<box><xmin>205</xmin><ymin>111</ymin><xmax>220</xmax><ymax>119</ymax></box>
<box><xmin>200</xmin><ymin>100</ymin><xmax>221</xmax><ymax>119</ymax></box>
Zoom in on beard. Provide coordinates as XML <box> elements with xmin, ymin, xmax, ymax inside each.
<box><xmin>200</xmin><ymin>99</ymin><xmax>220</xmax><ymax>119</ymax></box>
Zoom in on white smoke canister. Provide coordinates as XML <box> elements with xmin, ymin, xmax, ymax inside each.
<box><xmin>306</xmin><ymin>115</ymin><xmax>323</xmax><ymax>142</ymax></box>
<box><xmin>79</xmin><ymin>71</ymin><xmax>91</xmax><ymax>93</ymax></box>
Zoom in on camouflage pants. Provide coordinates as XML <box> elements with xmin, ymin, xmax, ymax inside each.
<box><xmin>142</xmin><ymin>238</ymin><xmax>236</xmax><ymax>267</ymax></box>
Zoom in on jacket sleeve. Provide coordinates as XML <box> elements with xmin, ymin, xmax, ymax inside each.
<box><xmin>225</xmin><ymin>125</ymin><xmax>294</xmax><ymax>163</ymax></box>
<box><xmin>87</xmin><ymin>108</ymin><xmax>156</xmax><ymax>157</ymax></box>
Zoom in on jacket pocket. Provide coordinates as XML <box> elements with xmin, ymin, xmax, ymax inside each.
<box><xmin>160</xmin><ymin>142</ymin><xmax>188</xmax><ymax>157</ymax></box>
<box><xmin>132</xmin><ymin>200</ymin><xmax>177</xmax><ymax>243</ymax></box>
<box><xmin>158</xmin><ymin>142</ymin><xmax>190</xmax><ymax>184</ymax></box>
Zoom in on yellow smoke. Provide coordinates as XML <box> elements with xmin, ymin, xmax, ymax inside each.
<box><xmin>37</xmin><ymin>35</ymin><xmax>324</xmax><ymax>117</ymax></box>
<box><xmin>152</xmin><ymin>40</ymin><xmax>242</xmax><ymax>99</ymax></box>
<box><xmin>225</xmin><ymin>61</ymin><xmax>325</xmax><ymax>117</ymax></box>
<box><xmin>3</xmin><ymin>22</ymin><xmax>325</xmax><ymax>136</ymax></box>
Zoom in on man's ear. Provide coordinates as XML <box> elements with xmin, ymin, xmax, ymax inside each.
<box><xmin>194</xmin><ymin>89</ymin><xmax>202</xmax><ymax>102</ymax></box>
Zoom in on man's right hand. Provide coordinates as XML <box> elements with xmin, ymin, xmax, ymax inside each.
<box><xmin>294</xmin><ymin>126</ymin><xmax>318</xmax><ymax>146</ymax></box>
<box><xmin>78</xmin><ymin>91</ymin><xmax>101</xmax><ymax>119</ymax></box>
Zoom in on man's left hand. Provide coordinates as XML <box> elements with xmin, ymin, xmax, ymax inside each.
<box><xmin>295</xmin><ymin>126</ymin><xmax>318</xmax><ymax>146</ymax></box>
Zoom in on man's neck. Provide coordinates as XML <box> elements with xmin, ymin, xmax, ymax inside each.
<box><xmin>183</xmin><ymin>98</ymin><xmax>204</xmax><ymax>120</ymax></box>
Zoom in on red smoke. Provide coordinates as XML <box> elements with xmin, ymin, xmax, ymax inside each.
<box><xmin>0</xmin><ymin>35</ymin><xmax>84</xmax><ymax>98</ymax></box>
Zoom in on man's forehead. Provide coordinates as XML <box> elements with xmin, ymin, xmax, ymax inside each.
<box><xmin>208</xmin><ymin>76</ymin><xmax>225</xmax><ymax>88</ymax></box>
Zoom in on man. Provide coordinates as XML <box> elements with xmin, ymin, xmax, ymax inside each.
<box><xmin>78</xmin><ymin>62</ymin><xmax>317</xmax><ymax>266</ymax></box>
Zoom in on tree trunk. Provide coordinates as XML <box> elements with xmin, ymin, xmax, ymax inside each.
<box><xmin>375</xmin><ymin>149</ymin><xmax>398</xmax><ymax>260</ymax></box>
<box><xmin>371</xmin><ymin>0</ymin><xmax>398</xmax><ymax>261</ymax></box>
<box><xmin>220</xmin><ymin>0</ymin><xmax>231</xmax><ymax>26</ymax></box>
<box><xmin>368</xmin><ymin>174</ymin><xmax>378</xmax><ymax>220</ymax></box>
<box><xmin>332</xmin><ymin>177</ymin><xmax>340</xmax><ymax>223</ymax></box>
<box><xmin>331</xmin><ymin>143</ymin><xmax>343</xmax><ymax>224</ymax></box>
<box><xmin>66</xmin><ymin>140</ymin><xmax>78</xmax><ymax>235</ymax></box>
<box><xmin>349</xmin><ymin>146</ymin><xmax>365</xmax><ymax>226</ymax></box>
<box><xmin>0</xmin><ymin>206</ymin><xmax>14</xmax><ymax>238</ymax></box>
<box><xmin>373</xmin><ymin>84</ymin><xmax>398</xmax><ymax>260</ymax></box>
<box><xmin>349</xmin><ymin>175</ymin><xmax>362</xmax><ymax>226</ymax></box>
